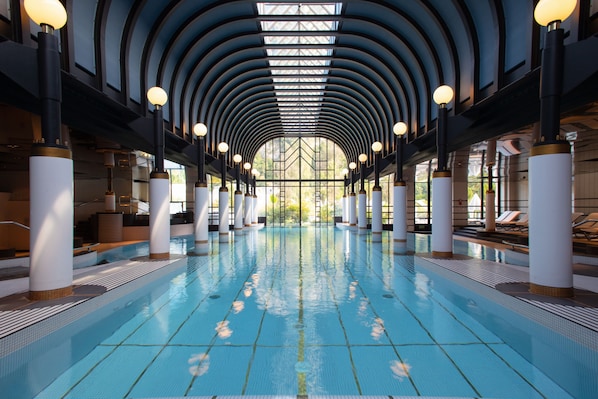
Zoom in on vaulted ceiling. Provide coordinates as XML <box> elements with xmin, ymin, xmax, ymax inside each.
<box><xmin>1</xmin><ymin>1</ymin><xmax>597</xmax><ymax>170</ymax></box>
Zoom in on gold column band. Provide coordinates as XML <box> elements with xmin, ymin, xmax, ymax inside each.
<box><xmin>394</xmin><ymin>238</ymin><xmax>407</xmax><ymax>243</ymax></box>
<box><xmin>372</xmin><ymin>187</ymin><xmax>382</xmax><ymax>192</ymax></box>
<box><xmin>29</xmin><ymin>285</ymin><xmax>73</xmax><ymax>300</ymax></box>
<box><xmin>31</xmin><ymin>146</ymin><xmax>72</xmax><ymax>159</ymax></box>
<box><xmin>150</xmin><ymin>171</ymin><xmax>169</xmax><ymax>179</ymax></box>
<box><xmin>149</xmin><ymin>252</ymin><xmax>170</xmax><ymax>259</ymax></box>
<box><xmin>432</xmin><ymin>251</ymin><xmax>453</xmax><ymax>258</ymax></box>
<box><xmin>394</xmin><ymin>181</ymin><xmax>406</xmax><ymax>187</ymax></box>
<box><xmin>235</xmin><ymin>190</ymin><xmax>243</xmax><ymax>195</ymax></box>
<box><xmin>433</xmin><ymin>171</ymin><xmax>452</xmax><ymax>178</ymax></box>
<box><xmin>529</xmin><ymin>283</ymin><xmax>574</xmax><ymax>298</ymax></box>
<box><xmin>195</xmin><ymin>240</ymin><xmax>209</xmax><ymax>244</ymax></box>
<box><xmin>372</xmin><ymin>231</ymin><xmax>382</xmax><ymax>235</ymax></box>
<box><xmin>349</xmin><ymin>193</ymin><xmax>356</xmax><ymax>196</ymax></box>
<box><xmin>219</xmin><ymin>232</ymin><xmax>229</xmax><ymax>235</ymax></box>
<box><xmin>530</xmin><ymin>143</ymin><xmax>570</xmax><ymax>156</ymax></box>
<box><xmin>219</xmin><ymin>187</ymin><xmax>228</xmax><ymax>192</ymax></box>
<box><xmin>359</xmin><ymin>190</ymin><xmax>366</xmax><ymax>194</ymax></box>
<box><xmin>195</xmin><ymin>182</ymin><xmax>208</xmax><ymax>187</ymax></box>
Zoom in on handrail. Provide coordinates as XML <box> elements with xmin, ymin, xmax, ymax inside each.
<box><xmin>502</xmin><ymin>240</ymin><xmax>528</xmax><ymax>250</ymax></box>
<box><xmin>0</xmin><ymin>221</ymin><xmax>30</xmax><ymax>230</ymax></box>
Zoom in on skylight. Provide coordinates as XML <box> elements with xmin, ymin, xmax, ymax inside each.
<box><xmin>257</xmin><ymin>2</ymin><xmax>342</xmax><ymax>135</ymax></box>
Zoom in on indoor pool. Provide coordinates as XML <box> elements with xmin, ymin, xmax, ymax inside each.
<box><xmin>0</xmin><ymin>228</ymin><xmax>594</xmax><ymax>398</ymax></box>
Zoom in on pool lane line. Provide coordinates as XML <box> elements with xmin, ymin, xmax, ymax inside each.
<box><xmin>321</xmin><ymin>250</ymin><xmax>363</xmax><ymax>394</ymax></box>
<box><xmin>297</xmin><ymin>245</ymin><xmax>306</xmax><ymax>395</ymax></box>
<box><xmin>340</xmin><ymin>252</ymin><xmax>421</xmax><ymax>395</ymax></box>
<box><xmin>183</xmin><ymin>239</ymin><xmax>271</xmax><ymax>397</ymax></box>
<box><xmin>57</xmin><ymin>258</ymin><xmax>220</xmax><ymax>399</ymax></box>
<box><xmin>240</xmin><ymin>233</ymin><xmax>286</xmax><ymax>395</ymax></box>
<box><xmin>125</xmin><ymin>247</ymin><xmax>249</xmax><ymax>398</ymax></box>
<box><xmin>350</xmin><ymin>249</ymin><xmax>483</xmax><ymax>397</ymax></box>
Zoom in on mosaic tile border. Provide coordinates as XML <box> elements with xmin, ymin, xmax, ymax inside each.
<box><xmin>415</xmin><ymin>255</ymin><xmax>598</xmax><ymax>352</ymax></box>
<box><xmin>0</xmin><ymin>256</ymin><xmax>187</xmax><ymax>358</ymax></box>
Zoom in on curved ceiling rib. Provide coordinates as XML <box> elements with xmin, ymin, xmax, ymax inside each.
<box><xmin>100</xmin><ymin>0</ymin><xmax>493</xmax><ymax>165</ymax></box>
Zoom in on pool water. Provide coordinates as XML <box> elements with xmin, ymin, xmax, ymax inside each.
<box><xmin>1</xmin><ymin>228</ymin><xmax>590</xmax><ymax>398</ymax></box>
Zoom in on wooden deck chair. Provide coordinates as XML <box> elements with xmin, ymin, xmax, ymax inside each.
<box><xmin>496</xmin><ymin>211</ymin><xmax>521</xmax><ymax>228</ymax></box>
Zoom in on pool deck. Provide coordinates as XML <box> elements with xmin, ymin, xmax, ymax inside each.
<box><xmin>1</xmin><ymin>238</ymin><xmax>597</xmax><ymax>358</ymax></box>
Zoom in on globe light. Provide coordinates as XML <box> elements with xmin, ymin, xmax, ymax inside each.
<box><xmin>233</xmin><ymin>154</ymin><xmax>242</xmax><ymax>163</ymax></box>
<box><xmin>24</xmin><ymin>0</ymin><xmax>67</xmax><ymax>29</ymax></box>
<box><xmin>244</xmin><ymin>162</ymin><xmax>252</xmax><ymax>170</ymax></box>
<box><xmin>349</xmin><ymin>162</ymin><xmax>357</xmax><ymax>170</ymax></box>
<box><xmin>433</xmin><ymin>85</ymin><xmax>454</xmax><ymax>106</ymax></box>
<box><xmin>358</xmin><ymin>153</ymin><xmax>368</xmax><ymax>163</ymax></box>
<box><xmin>342</xmin><ymin>168</ymin><xmax>349</xmax><ymax>177</ymax></box>
<box><xmin>534</xmin><ymin>0</ymin><xmax>576</xmax><ymax>26</ymax></box>
<box><xmin>393</xmin><ymin>122</ymin><xmax>408</xmax><ymax>136</ymax></box>
<box><xmin>193</xmin><ymin>123</ymin><xmax>207</xmax><ymax>137</ymax></box>
<box><xmin>218</xmin><ymin>142</ymin><xmax>229</xmax><ymax>153</ymax></box>
<box><xmin>371</xmin><ymin>141</ymin><xmax>383</xmax><ymax>153</ymax></box>
<box><xmin>147</xmin><ymin>86</ymin><xmax>168</xmax><ymax>106</ymax></box>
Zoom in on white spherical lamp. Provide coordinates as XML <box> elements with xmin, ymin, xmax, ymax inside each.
<box><xmin>24</xmin><ymin>0</ymin><xmax>67</xmax><ymax>29</ymax></box>
<box><xmin>147</xmin><ymin>86</ymin><xmax>168</xmax><ymax>107</ymax></box>
<box><xmin>433</xmin><ymin>85</ymin><xmax>454</xmax><ymax>106</ymax></box>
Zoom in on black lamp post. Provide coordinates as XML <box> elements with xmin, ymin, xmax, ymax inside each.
<box><xmin>432</xmin><ymin>85</ymin><xmax>454</xmax><ymax>171</ymax></box>
<box><xmin>371</xmin><ymin>142</ymin><xmax>382</xmax><ymax>188</ymax></box>
<box><xmin>193</xmin><ymin>123</ymin><xmax>207</xmax><ymax>184</ymax></box>
<box><xmin>358</xmin><ymin>153</ymin><xmax>367</xmax><ymax>192</ymax></box>
<box><xmin>393</xmin><ymin>122</ymin><xmax>407</xmax><ymax>181</ymax></box>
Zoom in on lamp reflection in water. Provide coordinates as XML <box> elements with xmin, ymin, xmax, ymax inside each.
<box><xmin>370</xmin><ymin>317</ymin><xmax>385</xmax><ymax>340</ymax></box>
<box><xmin>232</xmin><ymin>300</ymin><xmax>245</xmax><ymax>314</ymax></box>
<box><xmin>215</xmin><ymin>320</ymin><xmax>233</xmax><ymax>339</ymax></box>
<box><xmin>188</xmin><ymin>353</ymin><xmax>210</xmax><ymax>377</ymax></box>
<box><xmin>390</xmin><ymin>360</ymin><xmax>412</xmax><ymax>380</ymax></box>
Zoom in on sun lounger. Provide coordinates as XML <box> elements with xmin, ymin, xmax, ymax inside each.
<box><xmin>572</xmin><ymin>212</ymin><xmax>598</xmax><ymax>238</ymax></box>
<box><xmin>496</xmin><ymin>211</ymin><xmax>521</xmax><ymax>228</ymax></box>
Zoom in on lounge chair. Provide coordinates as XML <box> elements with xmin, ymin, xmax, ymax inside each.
<box><xmin>503</xmin><ymin>213</ymin><xmax>528</xmax><ymax>231</ymax></box>
<box><xmin>496</xmin><ymin>211</ymin><xmax>521</xmax><ymax>228</ymax></box>
<box><xmin>572</xmin><ymin>212</ymin><xmax>598</xmax><ymax>238</ymax></box>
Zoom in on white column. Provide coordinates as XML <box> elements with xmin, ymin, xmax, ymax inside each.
<box><xmin>371</xmin><ymin>187</ymin><xmax>382</xmax><ymax>241</ymax></box>
<box><xmin>244</xmin><ymin>193</ymin><xmax>252</xmax><ymax>227</ymax></box>
<box><xmin>485</xmin><ymin>190</ymin><xmax>496</xmax><ymax>231</ymax></box>
<box><xmin>342</xmin><ymin>194</ymin><xmax>347</xmax><ymax>223</ymax></box>
<box><xmin>219</xmin><ymin>188</ymin><xmax>229</xmax><ymax>240</ymax></box>
<box><xmin>349</xmin><ymin>193</ymin><xmax>357</xmax><ymax>226</ymax></box>
<box><xmin>149</xmin><ymin>172</ymin><xmax>170</xmax><ymax>259</ymax></box>
<box><xmin>29</xmin><ymin>150</ymin><xmax>73</xmax><ymax>299</ymax></box>
<box><xmin>252</xmin><ymin>194</ymin><xmax>258</xmax><ymax>224</ymax></box>
<box><xmin>234</xmin><ymin>190</ymin><xmax>244</xmax><ymax>233</ymax></box>
<box><xmin>104</xmin><ymin>193</ymin><xmax>116</xmax><ymax>212</ymax></box>
<box><xmin>393</xmin><ymin>181</ymin><xmax>407</xmax><ymax>242</ymax></box>
<box><xmin>431</xmin><ymin>171</ymin><xmax>453</xmax><ymax>257</ymax></box>
<box><xmin>358</xmin><ymin>190</ymin><xmax>367</xmax><ymax>233</ymax></box>
<box><xmin>194</xmin><ymin>183</ymin><xmax>209</xmax><ymax>255</ymax></box>
<box><xmin>529</xmin><ymin>145</ymin><xmax>573</xmax><ymax>296</ymax></box>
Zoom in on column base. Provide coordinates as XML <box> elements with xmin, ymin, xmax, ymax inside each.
<box><xmin>29</xmin><ymin>285</ymin><xmax>73</xmax><ymax>301</ymax></box>
<box><xmin>149</xmin><ymin>252</ymin><xmax>170</xmax><ymax>260</ymax></box>
<box><xmin>529</xmin><ymin>283</ymin><xmax>573</xmax><ymax>298</ymax></box>
<box><xmin>432</xmin><ymin>251</ymin><xmax>453</xmax><ymax>259</ymax></box>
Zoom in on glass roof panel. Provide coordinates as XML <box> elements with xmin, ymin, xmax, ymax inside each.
<box><xmin>258</xmin><ymin>2</ymin><xmax>341</xmax><ymax>134</ymax></box>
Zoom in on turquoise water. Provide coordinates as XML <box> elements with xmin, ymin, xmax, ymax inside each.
<box><xmin>1</xmin><ymin>228</ymin><xmax>593</xmax><ymax>398</ymax></box>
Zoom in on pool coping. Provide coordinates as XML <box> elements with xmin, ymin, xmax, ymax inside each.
<box><xmin>0</xmin><ymin>256</ymin><xmax>187</xmax><ymax>357</ymax></box>
<box><xmin>414</xmin><ymin>254</ymin><xmax>598</xmax><ymax>351</ymax></box>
